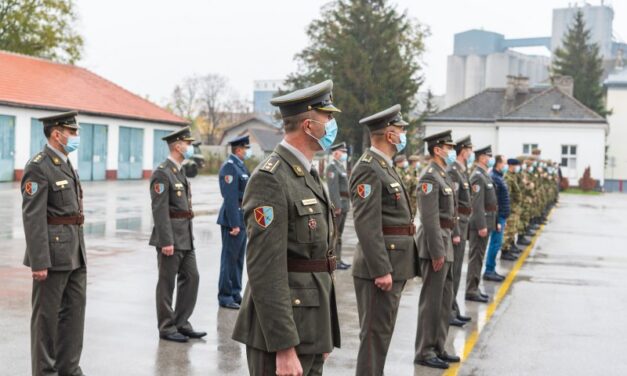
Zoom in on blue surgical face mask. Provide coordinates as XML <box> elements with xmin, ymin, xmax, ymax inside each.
<box><xmin>515</xmin><ymin>166</ymin><xmax>521</xmax><ymax>173</ymax></box>
<box><xmin>392</xmin><ymin>132</ymin><xmax>407</xmax><ymax>153</ymax></box>
<box><xmin>402</xmin><ymin>160</ymin><xmax>409</xmax><ymax>169</ymax></box>
<box><xmin>244</xmin><ymin>148</ymin><xmax>252</xmax><ymax>160</ymax></box>
<box><xmin>501</xmin><ymin>165</ymin><xmax>509</xmax><ymax>174</ymax></box>
<box><xmin>339</xmin><ymin>153</ymin><xmax>348</xmax><ymax>162</ymax></box>
<box><xmin>58</xmin><ymin>132</ymin><xmax>80</xmax><ymax>153</ymax></box>
<box><xmin>528</xmin><ymin>166</ymin><xmax>535</xmax><ymax>173</ymax></box>
<box><xmin>487</xmin><ymin>157</ymin><xmax>496</xmax><ymax>168</ymax></box>
<box><xmin>183</xmin><ymin>145</ymin><xmax>194</xmax><ymax>160</ymax></box>
<box><xmin>307</xmin><ymin>118</ymin><xmax>338</xmax><ymax>151</ymax></box>
<box><xmin>444</xmin><ymin>149</ymin><xmax>457</xmax><ymax>166</ymax></box>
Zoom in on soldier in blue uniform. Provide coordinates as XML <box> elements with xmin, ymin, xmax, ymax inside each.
<box><xmin>217</xmin><ymin>135</ymin><xmax>251</xmax><ymax>309</ymax></box>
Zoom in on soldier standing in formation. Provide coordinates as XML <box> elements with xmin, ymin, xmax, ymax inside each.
<box><xmin>325</xmin><ymin>142</ymin><xmax>351</xmax><ymax>270</ymax></box>
<box><xmin>414</xmin><ymin>130</ymin><xmax>460</xmax><ymax>370</ymax></box>
<box><xmin>501</xmin><ymin>158</ymin><xmax>523</xmax><ymax>260</ymax></box>
<box><xmin>406</xmin><ymin>155</ymin><xmax>421</xmax><ymax>214</ymax></box>
<box><xmin>217</xmin><ymin>135</ymin><xmax>251</xmax><ymax>309</ymax></box>
<box><xmin>232</xmin><ymin>80</ymin><xmax>341</xmax><ymax>376</ymax></box>
<box><xmin>149</xmin><ymin>127</ymin><xmax>206</xmax><ymax>343</ymax></box>
<box><xmin>22</xmin><ymin>111</ymin><xmax>88</xmax><ymax>376</ymax></box>
<box><xmin>447</xmin><ymin>135</ymin><xmax>473</xmax><ymax>326</ymax></box>
<box><xmin>350</xmin><ymin>104</ymin><xmax>418</xmax><ymax>375</ymax></box>
<box><xmin>465</xmin><ymin>146</ymin><xmax>498</xmax><ymax>303</ymax></box>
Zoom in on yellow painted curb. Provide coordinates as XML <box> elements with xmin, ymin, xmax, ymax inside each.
<box><xmin>442</xmin><ymin>208</ymin><xmax>555</xmax><ymax>376</ymax></box>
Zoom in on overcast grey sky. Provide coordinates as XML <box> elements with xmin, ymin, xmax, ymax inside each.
<box><xmin>75</xmin><ymin>0</ymin><xmax>627</xmax><ymax>107</ymax></box>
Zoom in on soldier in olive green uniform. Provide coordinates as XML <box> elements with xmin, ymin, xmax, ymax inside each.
<box><xmin>447</xmin><ymin>135</ymin><xmax>473</xmax><ymax>325</ymax></box>
<box><xmin>414</xmin><ymin>130</ymin><xmax>460</xmax><ymax>370</ymax></box>
<box><xmin>325</xmin><ymin>142</ymin><xmax>351</xmax><ymax>270</ymax></box>
<box><xmin>150</xmin><ymin>127</ymin><xmax>206</xmax><ymax>343</ymax></box>
<box><xmin>232</xmin><ymin>80</ymin><xmax>341</xmax><ymax>376</ymax></box>
<box><xmin>465</xmin><ymin>146</ymin><xmax>498</xmax><ymax>303</ymax></box>
<box><xmin>21</xmin><ymin>112</ymin><xmax>87</xmax><ymax>376</ymax></box>
<box><xmin>350</xmin><ymin>104</ymin><xmax>418</xmax><ymax>375</ymax></box>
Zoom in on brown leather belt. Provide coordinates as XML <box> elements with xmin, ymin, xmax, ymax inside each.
<box><xmin>287</xmin><ymin>256</ymin><xmax>336</xmax><ymax>273</ymax></box>
<box><xmin>440</xmin><ymin>218</ymin><xmax>455</xmax><ymax>229</ymax></box>
<box><xmin>458</xmin><ymin>206</ymin><xmax>472</xmax><ymax>215</ymax></box>
<box><xmin>485</xmin><ymin>204</ymin><xmax>497</xmax><ymax>212</ymax></box>
<box><xmin>382</xmin><ymin>224</ymin><xmax>416</xmax><ymax>236</ymax></box>
<box><xmin>340</xmin><ymin>192</ymin><xmax>350</xmax><ymax>198</ymax></box>
<box><xmin>47</xmin><ymin>215</ymin><xmax>84</xmax><ymax>225</ymax></box>
<box><xmin>169</xmin><ymin>210</ymin><xmax>194</xmax><ymax>219</ymax></box>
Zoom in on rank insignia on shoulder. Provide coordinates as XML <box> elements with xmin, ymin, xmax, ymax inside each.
<box><xmin>154</xmin><ymin>183</ymin><xmax>165</xmax><ymax>194</ymax></box>
<box><xmin>260</xmin><ymin>157</ymin><xmax>280</xmax><ymax>173</ymax></box>
<box><xmin>361</xmin><ymin>155</ymin><xmax>373</xmax><ymax>163</ymax></box>
<box><xmin>472</xmin><ymin>184</ymin><xmax>481</xmax><ymax>193</ymax></box>
<box><xmin>254</xmin><ymin>206</ymin><xmax>274</xmax><ymax>228</ymax></box>
<box><xmin>421</xmin><ymin>182</ymin><xmax>433</xmax><ymax>194</ymax></box>
<box><xmin>293</xmin><ymin>165</ymin><xmax>304</xmax><ymax>176</ymax></box>
<box><xmin>31</xmin><ymin>153</ymin><xmax>44</xmax><ymax>164</ymax></box>
<box><xmin>357</xmin><ymin>184</ymin><xmax>371</xmax><ymax>198</ymax></box>
<box><xmin>428</xmin><ymin>167</ymin><xmax>433</xmax><ymax>173</ymax></box>
<box><xmin>224</xmin><ymin>175</ymin><xmax>233</xmax><ymax>184</ymax></box>
<box><xmin>24</xmin><ymin>181</ymin><xmax>38</xmax><ymax>196</ymax></box>
<box><xmin>390</xmin><ymin>182</ymin><xmax>400</xmax><ymax>188</ymax></box>
<box><xmin>52</xmin><ymin>157</ymin><xmax>61</xmax><ymax>165</ymax></box>
<box><xmin>158</xmin><ymin>164</ymin><xmax>165</xmax><ymax>169</ymax></box>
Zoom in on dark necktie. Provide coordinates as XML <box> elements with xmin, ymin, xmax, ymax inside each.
<box><xmin>310</xmin><ymin>167</ymin><xmax>321</xmax><ymax>185</ymax></box>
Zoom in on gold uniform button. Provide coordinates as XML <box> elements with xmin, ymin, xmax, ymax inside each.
<box><xmin>55</xmin><ymin>236</ymin><xmax>59</xmax><ymax>241</ymax></box>
<box><xmin>308</xmin><ymin>208</ymin><xmax>313</xmax><ymax>213</ymax></box>
<box><xmin>390</xmin><ymin>244</ymin><xmax>396</xmax><ymax>250</ymax></box>
<box><xmin>294</xmin><ymin>299</ymin><xmax>301</xmax><ymax>305</ymax></box>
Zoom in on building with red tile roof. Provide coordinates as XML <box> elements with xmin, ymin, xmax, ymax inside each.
<box><xmin>0</xmin><ymin>51</ymin><xmax>187</xmax><ymax>181</ymax></box>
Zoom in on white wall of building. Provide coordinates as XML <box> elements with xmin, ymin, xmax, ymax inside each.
<box><xmin>0</xmin><ymin>105</ymin><xmax>181</xmax><ymax>179</ymax></box>
<box><xmin>425</xmin><ymin>120</ymin><xmax>607</xmax><ymax>186</ymax></box>
<box><xmin>605</xmin><ymin>87</ymin><xmax>627</xmax><ymax>180</ymax></box>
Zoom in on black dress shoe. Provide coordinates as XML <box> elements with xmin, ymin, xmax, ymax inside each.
<box><xmin>220</xmin><ymin>302</ymin><xmax>240</xmax><ymax>310</ymax></box>
<box><xmin>179</xmin><ymin>329</ymin><xmax>207</xmax><ymax>339</ymax></box>
<box><xmin>457</xmin><ymin>314</ymin><xmax>472</xmax><ymax>322</ymax></box>
<box><xmin>160</xmin><ymin>332</ymin><xmax>189</xmax><ymax>343</ymax></box>
<box><xmin>438</xmin><ymin>353</ymin><xmax>461</xmax><ymax>363</ymax></box>
<box><xmin>517</xmin><ymin>237</ymin><xmax>531</xmax><ymax>246</ymax></box>
<box><xmin>483</xmin><ymin>272</ymin><xmax>505</xmax><ymax>282</ymax></box>
<box><xmin>415</xmin><ymin>357</ymin><xmax>449</xmax><ymax>369</ymax></box>
<box><xmin>449</xmin><ymin>317</ymin><xmax>466</xmax><ymax>327</ymax></box>
<box><xmin>466</xmin><ymin>294</ymin><xmax>489</xmax><ymax>303</ymax></box>
<box><xmin>501</xmin><ymin>252</ymin><xmax>518</xmax><ymax>261</ymax></box>
<box><xmin>480</xmin><ymin>291</ymin><xmax>489</xmax><ymax>299</ymax></box>
<box><xmin>337</xmin><ymin>261</ymin><xmax>351</xmax><ymax>270</ymax></box>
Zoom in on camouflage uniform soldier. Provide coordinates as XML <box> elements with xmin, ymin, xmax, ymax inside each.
<box><xmin>502</xmin><ymin>158</ymin><xmax>522</xmax><ymax>260</ymax></box>
<box><xmin>325</xmin><ymin>142</ymin><xmax>351</xmax><ymax>270</ymax></box>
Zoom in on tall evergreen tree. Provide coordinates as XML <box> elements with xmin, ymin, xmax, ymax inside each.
<box><xmin>285</xmin><ymin>0</ymin><xmax>429</xmax><ymax>155</ymax></box>
<box><xmin>552</xmin><ymin>10</ymin><xmax>608</xmax><ymax>117</ymax></box>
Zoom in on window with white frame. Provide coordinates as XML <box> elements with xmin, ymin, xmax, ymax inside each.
<box><xmin>522</xmin><ymin>143</ymin><xmax>538</xmax><ymax>154</ymax></box>
<box><xmin>560</xmin><ymin>145</ymin><xmax>577</xmax><ymax>169</ymax></box>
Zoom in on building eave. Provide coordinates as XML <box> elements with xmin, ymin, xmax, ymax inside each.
<box><xmin>0</xmin><ymin>100</ymin><xmax>188</xmax><ymax>126</ymax></box>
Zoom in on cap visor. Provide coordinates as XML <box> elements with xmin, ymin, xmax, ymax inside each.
<box><xmin>444</xmin><ymin>141</ymin><xmax>456</xmax><ymax>146</ymax></box>
<box><xmin>316</xmin><ymin>104</ymin><xmax>342</xmax><ymax>113</ymax></box>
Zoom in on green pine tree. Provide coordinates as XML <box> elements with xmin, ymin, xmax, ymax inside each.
<box><xmin>285</xmin><ymin>0</ymin><xmax>429</xmax><ymax>156</ymax></box>
<box><xmin>552</xmin><ymin>10</ymin><xmax>608</xmax><ymax>117</ymax></box>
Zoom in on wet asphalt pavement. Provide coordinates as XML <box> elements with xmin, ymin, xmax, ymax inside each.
<box><xmin>0</xmin><ymin>176</ymin><xmax>624</xmax><ymax>375</ymax></box>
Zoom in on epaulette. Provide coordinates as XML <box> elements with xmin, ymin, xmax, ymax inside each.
<box><xmin>29</xmin><ymin>152</ymin><xmax>46</xmax><ymax>165</ymax></box>
<box><xmin>361</xmin><ymin>154</ymin><xmax>373</xmax><ymax>163</ymax></box>
<box><xmin>260</xmin><ymin>156</ymin><xmax>280</xmax><ymax>174</ymax></box>
<box><xmin>158</xmin><ymin>163</ymin><xmax>165</xmax><ymax>169</ymax></box>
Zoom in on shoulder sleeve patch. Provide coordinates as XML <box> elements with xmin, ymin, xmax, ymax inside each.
<box><xmin>260</xmin><ymin>156</ymin><xmax>280</xmax><ymax>174</ymax></box>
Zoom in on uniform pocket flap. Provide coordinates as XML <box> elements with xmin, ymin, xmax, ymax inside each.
<box><xmin>51</xmin><ymin>182</ymin><xmax>71</xmax><ymax>192</ymax></box>
<box><xmin>295</xmin><ymin>202</ymin><xmax>322</xmax><ymax>216</ymax></box>
<box><xmin>49</xmin><ymin>231</ymin><xmax>71</xmax><ymax>243</ymax></box>
<box><xmin>290</xmin><ymin>288</ymin><xmax>320</xmax><ymax>307</ymax></box>
<box><xmin>384</xmin><ymin>238</ymin><xmax>406</xmax><ymax>252</ymax></box>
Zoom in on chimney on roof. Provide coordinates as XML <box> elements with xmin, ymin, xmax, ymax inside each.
<box><xmin>505</xmin><ymin>75</ymin><xmax>530</xmax><ymax>100</ymax></box>
<box><xmin>552</xmin><ymin>75</ymin><xmax>574</xmax><ymax>97</ymax></box>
